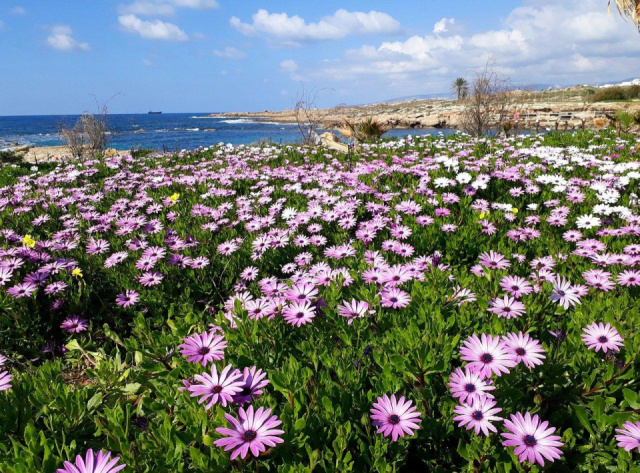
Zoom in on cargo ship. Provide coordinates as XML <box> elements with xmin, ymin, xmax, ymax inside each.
<box><xmin>148</xmin><ymin>111</ymin><xmax>162</xmax><ymax>114</ymax></box>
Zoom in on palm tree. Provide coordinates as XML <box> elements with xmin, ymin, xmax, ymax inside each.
<box><xmin>610</xmin><ymin>0</ymin><xmax>640</xmax><ymax>30</ymax></box>
<box><xmin>451</xmin><ymin>77</ymin><xmax>469</xmax><ymax>101</ymax></box>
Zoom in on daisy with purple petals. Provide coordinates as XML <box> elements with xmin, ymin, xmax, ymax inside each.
<box><xmin>56</xmin><ymin>449</ymin><xmax>126</xmax><ymax>473</ymax></box>
<box><xmin>60</xmin><ymin>316</ymin><xmax>89</xmax><ymax>333</ymax></box>
<box><xmin>460</xmin><ymin>334</ymin><xmax>517</xmax><ymax>378</ymax></box>
<box><xmin>337</xmin><ymin>299</ymin><xmax>370</xmax><ymax>324</ymax></box>
<box><xmin>453</xmin><ymin>397</ymin><xmax>502</xmax><ymax>436</ymax></box>
<box><xmin>282</xmin><ymin>301</ymin><xmax>316</xmax><ymax>327</ymax></box>
<box><xmin>0</xmin><ymin>370</ymin><xmax>11</xmax><ymax>391</ymax></box>
<box><xmin>370</xmin><ymin>394</ymin><xmax>422</xmax><ymax>441</ymax></box>
<box><xmin>232</xmin><ymin>366</ymin><xmax>269</xmax><ymax>405</ymax></box>
<box><xmin>615</xmin><ymin>421</ymin><xmax>640</xmax><ymax>453</ymax></box>
<box><xmin>115</xmin><ymin>290</ymin><xmax>139</xmax><ymax>308</ymax></box>
<box><xmin>501</xmin><ymin>412</ymin><xmax>564</xmax><ymax>466</ymax></box>
<box><xmin>179</xmin><ymin>330</ymin><xmax>227</xmax><ymax>366</ymax></box>
<box><xmin>581</xmin><ymin>322</ymin><xmax>624</xmax><ymax>353</ymax></box>
<box><xmin>448</xmin><ymin>367</ymin><xmax>495</xmax><ymax>404</ymax></box>
<box><xmin>502</xmin><ymin>332</ymin><xmax>546</xmax><ymax>368</ymax></box>
<box><xmin>488</xmin><ymin>296</ymin><xmax>526</xmax><ymax>319</ymax></box>
<box><xmin>188</xmin><ymin>364</ymin><xmax>243</xmax><ymax>409</ymax></box>
<box><xmin>500</xmin><ymin>276</ymin><xmax>533</xmax><ymax>298</ymax></box>
<box><xmin>214</xmin><ymin>405</ymin><xmax>284</xmax><ymax>460</ymax></box>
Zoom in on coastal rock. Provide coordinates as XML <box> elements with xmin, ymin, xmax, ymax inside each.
<box><xmin>103</xmin><ymin>148</ymin><xmax>119</xmax><ymax>157</ymax></box>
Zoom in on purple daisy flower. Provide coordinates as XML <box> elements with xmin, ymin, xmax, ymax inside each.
<box><xmin>581</xmin><ymin>322</ymin><xmax>624</xmax><ymax>353</ymax></box>
<box><xmin>501</xmin><ymin>412</ymin><xmax>564</xmax><ymax>466</ymax></box>
<box><xmin>56</xmin><ymin>449</ymin><xmax>126</xmax><ymax>473</ymax></box>
<box><xmin>214</xmin><ymin>405</ymin><xmax>284</xmax><ymax>460</ymax></box>
<box><xmin>232</xmin><ymin>366</ymin><xmax>269</xmax><ymax>405</ymax></box>
<box><xmin>60</xmin><ymin>316</ymin><xmax>89</xmax><ymax>333</ymax></box>
<box><xmin>460</xmin><ymin>334</ymin><xmax>516</xmax><ymax>379</ymax></box>
<box><xmin>453</xmin><ymin>397</ymin><xmax>502</xmax><ymax>436</ymax></box>
<box><xmin>0</xmin><ymin>370</ymin><xmax>11</xmax><ymax>391</ymax></box>
<box><xmin>188</xmin><ymin>364</ymin><xmax>243</xmax><ymax>409</ymax></box>
<box><xmin>179</xmin><ymin>331</ymin><xmax>227</xmax><ymax>366</ymax></box>
<box><xmin>370</xmin><ymin>394</ymin><xmax>422</xmax><ymax>441</ymax></box>
<box><xmin>502</xmin><ymin>332</ymin><xmax>546</xmax><ymax>368</ymax></box>
<box><xmin>447</xmin><ymin>367</ymin><xmax>495</xmax><ymax>404</ymax></box>
<box><xmin>616</xmin><ymin>421</ymin><xmax>640</xmax><ymax>453</ymax></box>
<box><xmin>115</xmin><ymin>290</ymin><xmax>139</xmax><ymax>308</ymax></box>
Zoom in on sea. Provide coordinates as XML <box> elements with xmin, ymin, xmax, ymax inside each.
<box><xmin>0</xmin><ymin>113</ymin><xmax>456</xmax><ymax>151</ymax></box>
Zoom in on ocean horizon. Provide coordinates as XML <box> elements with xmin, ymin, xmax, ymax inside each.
<box><xmin>0</xmin><ymin>113</ymin><xmax>456</xmax><ymax>151</ymax></box>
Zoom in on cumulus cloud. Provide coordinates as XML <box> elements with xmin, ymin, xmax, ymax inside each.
<box><xmin>118</xmin><ymin>0</ymin><xmax>218</xmax><ymax>16</ymax></box>
<box><xmin>433</xmin><ymin>18</ymin><xmax>454</xmax><ymax>34</ymax></box>
<box><xmin>306</xmin><ymin>0</ymin><xmax>640</xmax><ymax>90</ymax></box>
<box><xmin>213</xmin><ymin>47</ymin><xmax>247</xmax><ymax>60</ymax></box>
<box><xmin>280</xmin><ymin>59</ymin><xmax>298</xmax><ymax>72</ymax></box>
<box><xmin>118</xmin><ymin>14</ymin><xmax>188</xmax><ymax>41</ymax></box>
<box><xmin>118</xmin><ymin>2</ymin><xmax>176</xmax><ymax>16</ymax></box>
<box><xmin>230</xmin><ymin>8</ymin><xmax>401</xmax><ymax>43</ymax></box>
<box><xmin>46</xmin><ymin>26</ymin><xmax>90</xmax><ymax>52</ymax></box>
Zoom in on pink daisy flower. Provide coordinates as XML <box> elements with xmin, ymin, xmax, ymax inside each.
<box><xmin>232</xmin><ymin>366</ymin><xmax>269</xmax><ymax>405</ymax></box>
<box><xmin>56</xmin><ymin>449</ymin><xmax>126</xmax><ymax>473</ymax></box>
<box><xmin>214</xmin><ymin>405</ymin><xmax>284</xmax><ymax>460</ymax></box>
<box><xmin>115</xmin><ymin>290</ymin><xmax>139</xmax><ymax>308</ymax></box>
<box><xmin>453</xmin><ymin>397</ymin><xmax>502</xmax><ymax>436</ymax></box>
<box><xmin>501</xmin><ymin>412</ymin><xmax>564</xmax><ymax>466</ymax></box>
<box><xmin>502</xmin><ymin>332</ymin><xmax>546</xmax><ymax>368</ymax></box>
<box><xmin>370</xmin><ymin>394</ymin><xmax>422</xmax><ymax>442</ymax></box>
<box><xmin>188</xmin><ymin>364</ymin><xmax>243</xmax><ymax>409</ymax></box>
<box><xmin>337</xmin><ymin>299</ymin><xmax>370</xmax><ymax>324</ymax></box>
<box><xmin>60</xmin><ymin>316</ymin><xmax>89</xmax><ymax>334</ymax></box>
<box><xmin>447</xmin><ymin>367</ymin><xmax>495</xmax><ymax>404</ymax></box>
<box><xmin>282</xmin><ymin>301</ymin><xmax>316</xmax><ymax>327</ymax></box>
<box><xmin>581</xmin><ymin>322</ymin><xmax>624</xmax><ymax>353</ymax></box>
<box><xmin>179</xmin><ymin>331</ymin><xmax>227</xmax><ymax>366</ymax></box>
<box><xmin>460</xmin><ymin>334</ymin><xmax>516</xmax><ymax>379</ymax></box>
<box><xmin>615</xmin><ymin>421</ymin><xmax>640</xmax><ymax>453</ymax></box>
<box><xmin>0</xmin><ymin>370</ymin><xmax>11</xmax><ymax>391</ymax></box>
<box><xmin>487</xmin><ymin>296</ymin><xmax>526</xmax><ymax>319</ymax></box>
<box><xmin>380</xmin><ymin>288</ymin><xmax>411</xmax><ymax>309</ymax></box>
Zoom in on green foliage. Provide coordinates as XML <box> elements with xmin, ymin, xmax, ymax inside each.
<box><xmin>0</xmin><ymin>130</ymin><xmax>639</xmax><ymax>472</ymax></box>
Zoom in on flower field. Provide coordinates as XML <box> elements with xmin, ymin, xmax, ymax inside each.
<box><xmin>1</xmin><ymin>131</ymin><xmax>640</xmax><ymax>472</ymax></box>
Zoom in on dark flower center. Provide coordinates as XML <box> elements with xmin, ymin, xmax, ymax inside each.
<box><xmin>298</xmin><ymin>294</ymin><xmax>307</xmax><ymax>300</ymax></box>
<box><xmin>511</xmin><ymin>285</ymin><xmax>519</xmax><ymax>290</ymax></box>
<box><xmin>242</xmin><ymin>430</ymin><xmax>257</xmax><ymax>441</ymax></box>
<box><xmin>472</xmin><ymin>410</ymin><xmax>483</xmax><ymax>421</ymax></box>
<box><xmin>199</xmin><ymin>347</ymin><xmax>210</xmax><ymax>355</ymax></box>
<box><xmin>211</xmin><ymin>385</ymin><xmax>223</xmax><ymax>394</ymax></box>
<box><xmin>239</xmin><ymin>386</ymin><xmax>252</xmax><ymax>396</ymax></box>
<box><xmin>390</xmin><ymin>297</ymin><xmax>398</xmax><ymax>303</ymax></box>
<box><xmin>598</xmin><ymin>336</ymin><xmax>608</xmax><ymax>343</ymax></box>
<box><xmin>515</xmin><ymin>348</ymin><xmax>526</xmax><ymax>356</ymax></box>
<box><xmin>388</xmin><ymin>414</ymin><xmax>400</xmax><ymax>425</ymax></box>
<box><xmin>464</xmin><ymin>383</ymin><xmax>476</xmax><ymax>393</ymax></box>
<box><xmin>524</xmin><ymin>435</ymin><xmax>537</xmax><ymax>447</ymax></box>
<box><xmin>296</xmin><ymin>312</ymin><xmax>305</xmax><ymax>318</ymax></box>
<box><xmin>481</xmin><ymin>353</ymin><xmax>493</xmax><ymax>363</ymax></box>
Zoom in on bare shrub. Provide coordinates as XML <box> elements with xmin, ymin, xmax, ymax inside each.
<box><xmin>60</xmin><ymin>122</ymin><xmax>85</xmax><ymax>159</ymax></box>
<box><xmin>59</xmin><ymin>95</ymin><xmax>115</xmax><ymax>160</ymax></box>
<box><xmin>292</xmin><ymin>85</ymin><xmax>334</xmax><ymax>145</ymax></box>
<box><xmin>460</xmin><ymin>61</ymin><xmax>513</xmax><ymax>137</ymax></box>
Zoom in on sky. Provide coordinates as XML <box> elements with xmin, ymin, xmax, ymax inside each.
<box><xmin>1</xmin><ymin>0</ymin><xmax>640</xmax><ymax>115</ymax></box>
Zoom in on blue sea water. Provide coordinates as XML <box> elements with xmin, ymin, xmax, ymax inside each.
<box><xmin>0</xmin><ymin>113</ymin><xmax>456</xmax><ymax>151</ymax></box>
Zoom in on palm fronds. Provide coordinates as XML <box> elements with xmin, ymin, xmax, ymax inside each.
<box><xmin>338</xmin><ymin>118</ymin><xmax>390</xmax><ymax>143</ymax></box>
<box><xmin>610</xmin><ymin>0</ymin><xmax>640</xmax><ymax>30</ymax></box>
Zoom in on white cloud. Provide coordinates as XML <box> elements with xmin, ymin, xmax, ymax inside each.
<box><xmin>117</xmin><ymin>0</ymin><xmax>218</xmax><ymax>16</ymax></box>
<box><xmin>142</xmin><ymin>58</ymin><xmax>156</xmax><ymax>67</ymax></box>
<box><xmin>280</xmin><ymin>59</ymin><xmax>298</xmax><ymax>72</ymax></box>
<box><xmin>118</xmin><ymin>2</ymin><xmax>175</xmax><ymax>16</ymax></box>
<box><xmin>305</xmin><ymin>0</ymin><xmax>640</xmax><ymax>90</ymax></box>
<box><xmin>169</xmin><ymin>0</ymin><xmax>218</xmax><ymax>9</ymax></box>
<box><xmin>46</xmin><ymin>26</ymin><xmax>90</xmax><ymax>52</ymax></box>
<box><xmin>433</xmin><ymin>18</ymin><xmax>454</xmax><ymax>34</ymax></box>
<box><xmin>118</xmin><ymin>14</ymin><xmax>188</xmax><ymax>41</ymax></box>
<box><xmin>230</xmin><ymin>8</ymin><xmax>401</xmax><ymax>43</ymax></box>
<box><xmin>213</xmin><ymin>47</ymin><xmax>247</xmax><ymax>60</ymax></box>
<box><xmin>10</xmin><ymin>6</ymin><xmax>26</xmax><ymax>15</ymax></box>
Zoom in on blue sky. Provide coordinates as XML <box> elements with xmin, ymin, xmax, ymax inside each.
<box><xmin>1</xmin><ymin>0</ymin><xmax>639</xmax><ymax>115</ymax></box>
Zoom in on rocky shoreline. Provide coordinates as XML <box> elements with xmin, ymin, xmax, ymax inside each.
<box><xmin>208</xmin><ymin>97</ymin><xmax>640</xmax><ymax>131</ymax></box>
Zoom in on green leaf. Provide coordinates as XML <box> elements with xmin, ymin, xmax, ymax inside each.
<box><xmin>572</xmin><ymin>404</ymin><xmax>593</xmax><ymax>435</ymax></box>
<box><xmin>87</xmin><ymin>392</ymin><xmax>103</xmax><ymax>411</ymax></box>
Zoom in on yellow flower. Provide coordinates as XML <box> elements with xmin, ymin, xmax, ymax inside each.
<box><xmin>72</xmin><ymin>268</ymin><xmax>83</xmax><ymax>278</ymax></box>
<box><xmin>22</xmin><ymin>235</ymin><xmax>36</xmax><ymax>248</ymax></box>
<box><xmin>479</xmin><ymin>212</ymin><xmax>487</xmax><ymax>219</ymax></box>
<box><xmin>512</xmin><ymin>208</ymin><xmax>519</xmax><ymax>214</ymax></box>
<box><xmin>169</xmin><ymin>193</ymin><xmax>180</xmax><ymax>202</ymax></box>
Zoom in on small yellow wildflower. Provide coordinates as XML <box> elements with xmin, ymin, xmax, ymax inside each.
<box><xmin>22</xmin><ymin>235</ymin><xmax>36</xmax><ymax>248</ymax></box>
<box><xmin>169</xmin><ymin>193</ymin><xmax>180</xmax><ymax>202</ymax></box>
<box><xmin>512</xmin><ymin>208</ymin><xmax>519</xmax><ymax>214</ymax></box>
<box><xmin>72</xmin><ymin>268</ymin><xmax>83</xmax><ymax>278</ymax></box>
